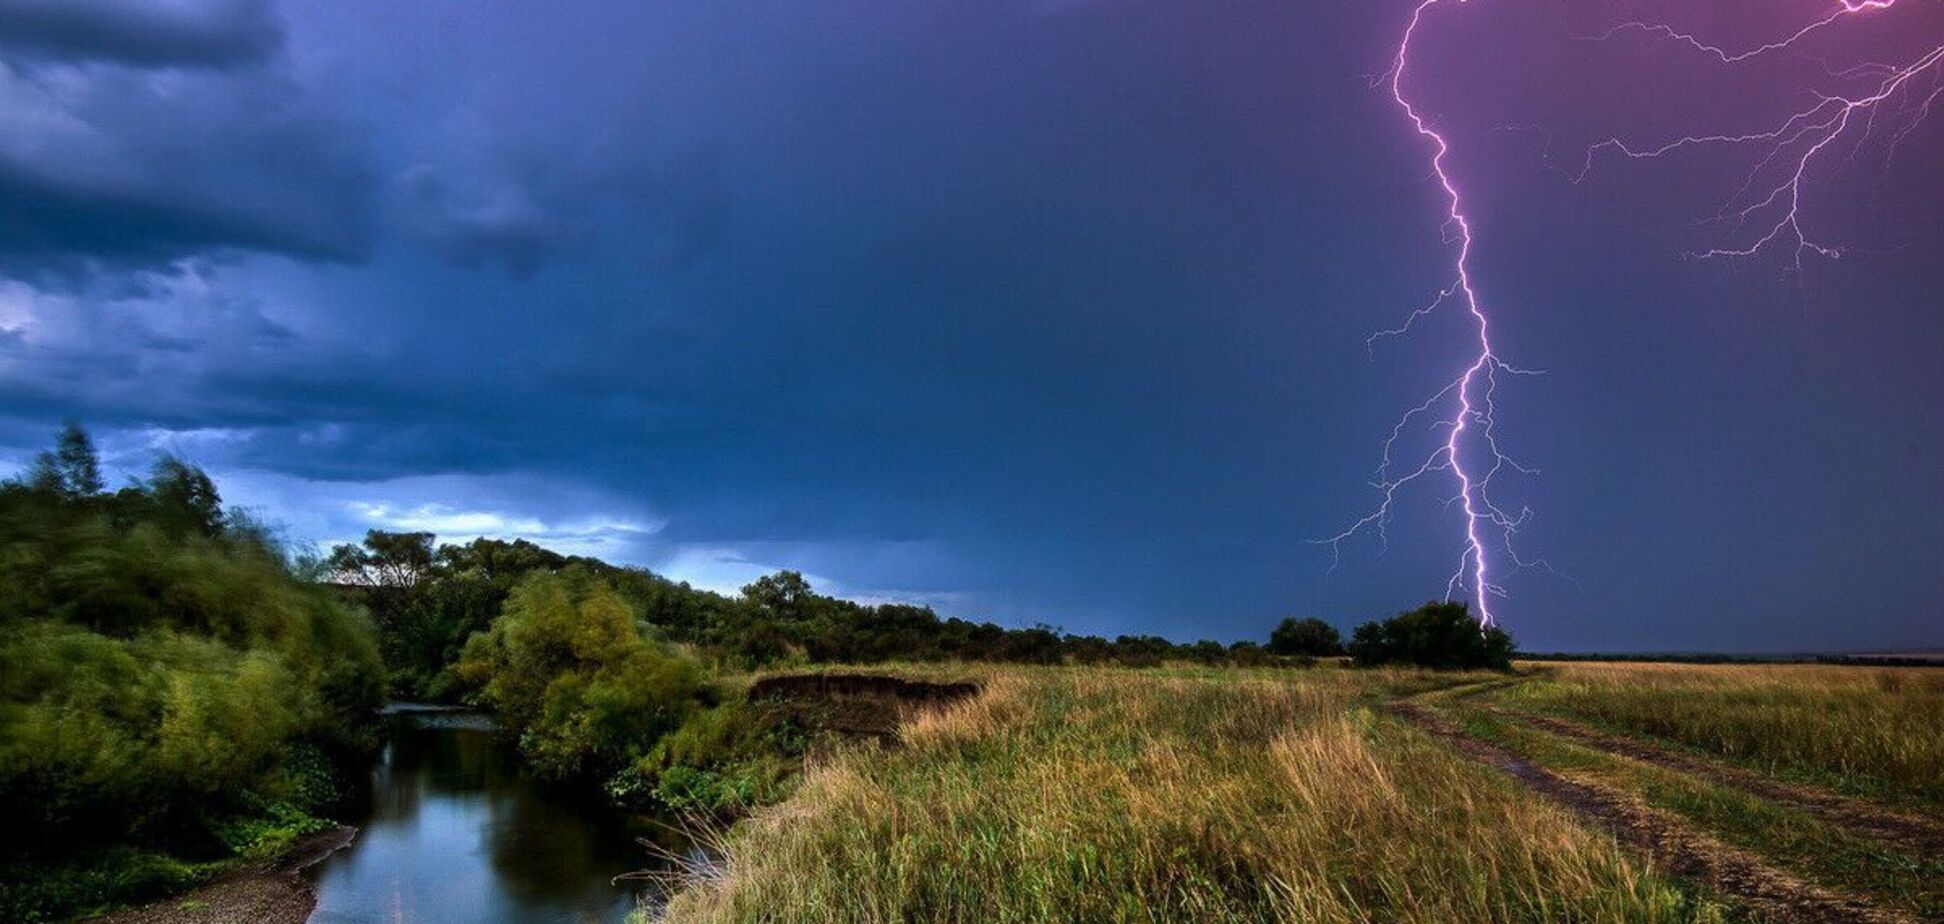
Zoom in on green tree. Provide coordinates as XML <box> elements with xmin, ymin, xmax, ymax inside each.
<box><xmin>28</xmin><ymin>421</ymin><xmax>104</xmax><ymax>497</ymax></box>
<box><xmin>327</xmin><ymin>529</ymin><xmax>436</xmax><ymax>589</ymax></box>
<box><xmin>144</xmin><ymin>456</ymin><xmax>226</xmax><ymax>537</ymax></box>
<box><xmin>457</xmin><ymin>570</ymin><xmax>709</xmax><ymax>780</ymax></box>
<box><xmin>1268</xmin><ymin>617</ymin><xmax>1343</xmax><ymax>657</ymax></box>
<box><xmin>1346</xmin><ymin>601</ymin><xmax>1514</xmax><ymax>670</ymax></box>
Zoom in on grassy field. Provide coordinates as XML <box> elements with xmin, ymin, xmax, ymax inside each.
<box><xmin>1492</xmin><ymin>662</ymin><xmax>1944</xmax><ymax>809</ymax></box>
<box><xmin>652</xmin><ymin>661</ymin><xmax>1941</xmax><ymax>924</ymax></box>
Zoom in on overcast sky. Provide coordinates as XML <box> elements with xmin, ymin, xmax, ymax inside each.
<box><xmin>3</xmin><ymin>0</ymin><xmax>1940</xmax><ymax>651</ymax></box>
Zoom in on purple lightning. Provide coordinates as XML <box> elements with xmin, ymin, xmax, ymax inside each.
<box><xmin>1574</xmin><ymin>0</ymin><xmax>1941</xmax><ymax>273</ymax></box>
<box><xmin>1321</xmin><ymin>0</ymin><xmax>1938</xmax><ymax>629</ymax></box>
<box><xmin>1320</xmin><ymin>0</ymin><xmax>1531</xmax><ymax>628</ymax></box>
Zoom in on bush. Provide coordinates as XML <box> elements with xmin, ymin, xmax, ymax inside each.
<box><xmin>1347</xmin><ymin>601</ymin><xmax>1514</xmax><ymax>670</ymax></box>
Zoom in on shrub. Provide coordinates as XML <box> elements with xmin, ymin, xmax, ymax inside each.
<box><xmin>1347</xmin><ymin>601</ymin><xmax>1514</xmax><ymax>670</ymax></box>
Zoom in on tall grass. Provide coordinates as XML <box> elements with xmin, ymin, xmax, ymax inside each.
<box><xmin>1500</xmin><ymin>663</ymin><xmax>1944</xmax><ymax>808</ymax></box>
<box><xmin>660</xmin><ymin>667</ymin><xmax>1723</xmax><ymax>924</ymax></box>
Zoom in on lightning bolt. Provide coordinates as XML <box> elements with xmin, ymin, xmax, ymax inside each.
<box><xmin>1574</xmin><ymin>0</ymin><xmax>1940</xmax><ymax>273</ymax></box>
<box><xmin>1320</xmin><ymin>0</ymin><xmax>1938</xmax><ymax>629</ymax></box>
<box><xmin>1320</xmin><ymin>0</ymin><xmax>1532</xmax><ymax>629</ymax></box>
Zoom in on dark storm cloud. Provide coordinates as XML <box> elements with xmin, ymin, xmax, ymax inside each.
<box><xmin>393</xmin><ymin>138</ymin><xmax>729</xmax><ymax>279</ymax></box>
<box><xmin>0</xmin><ymin>142</ymin><xmax>371</xmax><ymax>277</ymax></box>
<box><xmin>0</xmin><ymin>49</ymin><xmax>374</xmax><ymax>281</ymax></box>
<box><xmin>396</xmin><ymin>166</ymin><xmax>577</xmax><ymax>280</ymax></box>
<box><xmin>0</xmin><ymin>0</ymin><xmax>283</xmax><ymax>69</ymax></box>
<box><xmin>2</xmin><ymin>0</ymin><xmax>1940</xmax><ymax>651</ymax></box>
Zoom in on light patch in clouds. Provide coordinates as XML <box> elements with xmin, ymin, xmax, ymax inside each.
<box><xmin>191</xmin><ymin>466</ymin><xmax>666</xmax><ymax>561</ymax></box>
<box><xmin>652</xmin><ymin>545</ymin><xmax>799</xmax><ymax>596</ymax></box>
<box><xmin>346</xmin><ymin>500</ymin><xmax>654</xmax><ymax>559</ymax></box>
<box><xmin>350</xmin><ymin>501</ymin><xmax>548</xmax><ymax>536</ymax></box>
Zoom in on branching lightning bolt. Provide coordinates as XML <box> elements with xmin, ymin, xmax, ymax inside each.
<box><xmin>1319</xmin><ymin>0</ymin><xmax>1534</xmax><ymax>629</ymax></box>
<box><xmin>1318</xmin><ymin>0</ymin><xmax>1938</xmax><ymax>629</ymax></box>
<box><xmin>1574</xmin><ymin>0</ymin><xmax>1939</xmax><ymax>272</ymax></box>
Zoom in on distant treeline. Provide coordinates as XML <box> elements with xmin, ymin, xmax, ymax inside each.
<box><xmin>328</xmin><ymin>531</ymin><xmax>1351</xmax><ymax>701</ymax></box>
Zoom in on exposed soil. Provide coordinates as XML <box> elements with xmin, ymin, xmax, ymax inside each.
<box><xmin>1495</xmin><ymin>708</ymin><xmax>1944</xmax><ymax>858</ymax></box>
<box><xmin>748</xmin><ymin>673</ymin><xmax>982</xmax><ymax>742</ymax></box>
<box><xmin>88</xmin><ymin>826</ymin><xmax>356</xmax><ymax>924</ymax></box>
<box><xmin>1391</xmin><ymin>703</ymin><xmax>1914</xmax><ymax>924</ymax></box>
<box><xmin>747</xmin><ymin>673</ymin><xmax>980</xmax><ymax>704</ymax></box>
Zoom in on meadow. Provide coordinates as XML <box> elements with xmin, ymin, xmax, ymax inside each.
<box><xmin>659</xmin><ymin>662</ymin><xmax>1943</xmax><ymax>924</ymax></box>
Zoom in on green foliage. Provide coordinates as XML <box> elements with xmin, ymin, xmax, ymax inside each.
<box><xmin>0</xmin><ymin>425</ymin><xmax>382</xmax><ymax>921</ymax></box>
<box><xmin>612</xmin><ymin>698</ymin><xmax>809</xmax><ymax>814</ymax></box>
<box><xmin>457</xmin><ymin>569</ymin><xmax>711</xmax><ymax>780</ymax></box>
<box><xmin>1268</xmin><ymin>616</ymin><xmax>1344</xmax><ymax>657</ymax></box>
<box><xmin>0</xmin><ymin>848</ymin><xmax>216</xmax><ymax>924</ymax></box>
<box><xmin>1347</xmin><ymin>601</ymin><xmax>1515</xmax><ymax>670</ymax></box>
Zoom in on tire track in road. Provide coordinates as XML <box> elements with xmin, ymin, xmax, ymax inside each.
<box><xmin>1490</xmin><ymin>708</ymin><xmax>1944</xmax><ymax>859</ymax></box>
<box><xmin>1391</xmin><ymin>703</ymin><xmax>1914</xmax><ymax>924</ymax></box>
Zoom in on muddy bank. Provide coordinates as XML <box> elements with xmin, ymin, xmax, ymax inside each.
<box><xmin>747</xmin><ymin>673</ymin><xmax>982</xmax><ymax>742</ymax></box>
<box><xmin>748</xmin><ymin>673</ymin><xmax>980</xmax><ymax>703</ymax></box>
<box><xmin>88</xmin><ymin>826</ymin><xmax>355</xmax><ymax>924</ymax></box>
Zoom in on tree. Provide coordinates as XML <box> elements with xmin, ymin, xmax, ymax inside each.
<box><xmin>742</xmin><ymin>570</ymin><xmax>815</xmax><ymax>615</ymax></box>
<box><xmin>457</xmin><ymin>569</ymin><xmax>708</xmax><ymax>779</ymax></box>
<box><xmin>1268</xmin><ymin>617</ymin><xmax>1344</xmax><ymax>657</ymax></box>
<box><xmin>1346</xmin><ymin>600</ymin><xmax>1514</xmax><ymax>670</ymax></box>
<box><xmin>146</xmin><ymin>456</ymin><xmax>225</xmax><ymax>537</ymax></box>
<box><xmin>327</xmin><ymin>530</ymin><xmax>436</xmax><ymax>588</ymax></box>
<box><xmin>28</xmin><ymin>422</ymin><xmax>104</xmax><ymax>498</ymax></box>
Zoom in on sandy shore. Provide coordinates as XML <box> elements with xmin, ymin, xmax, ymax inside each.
<box><xmin>88</xmin><ymin>826</ymin><xmax>356</xmax><ymax>924</ymax></box>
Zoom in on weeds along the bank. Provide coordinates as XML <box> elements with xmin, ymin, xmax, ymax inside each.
<box><xmin>1497</xmin><ymin>663</ymin><xmax>1944</xmax><ymax>810</ymax></box>
<box><xmin>657</xmin><ymin>667</ymin><xmax>1727</xmax><ymax>924</ymax></box>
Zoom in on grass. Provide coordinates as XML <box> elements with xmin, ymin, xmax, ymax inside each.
<box><xmin>1495</xmin><ymin>662</ymin><xmax>1944</xmax><ymax>810</ymax></box>
<box><xmin>658</xmin><ymin>666</ymin><xmax>1728</xmax><ymax>924</ymax></box>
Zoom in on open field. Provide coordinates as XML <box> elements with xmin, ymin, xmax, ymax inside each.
<box><xmin>659</xmin><ymin>662</ymin><xmax>1943</xmax><ymax>924</ymax></box>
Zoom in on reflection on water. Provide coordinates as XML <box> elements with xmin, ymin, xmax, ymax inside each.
<box><xmin>306</xmin><ymin>710</ymin><xmax>662</xmax><ymax>924</ymax></box>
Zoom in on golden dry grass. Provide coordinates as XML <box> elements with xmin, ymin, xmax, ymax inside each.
<box><xmin>1499</xmin><ymin>662</ymin><xmax>1944</xmax><ymax>808</ymax></box>
<box><xmin>659</xmin><ymin>666</ymin><xmax>1725</xmax><ymax>924</ymax></box>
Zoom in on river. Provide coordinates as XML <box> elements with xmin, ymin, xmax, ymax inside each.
<box><xmin>304</xmin><ymin>708</ymin><xmax>686</xmax><ymax>924</ymax></box>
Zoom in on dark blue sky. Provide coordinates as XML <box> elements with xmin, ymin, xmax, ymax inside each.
<box><xmin>2</xmin><ymin>0</ymin><xmax>1939</xmax><ymax>651</ymax></box>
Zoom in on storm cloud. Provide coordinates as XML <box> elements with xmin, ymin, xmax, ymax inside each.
<box><xmin>0</xmin><ymin>0</ymin><xmax>283</xmax><ymax>70</ymax></box>
<box><xmin>2</xmin><ymin>0</ymin><xmax>1940</xmax><ymax>651</ymax></box>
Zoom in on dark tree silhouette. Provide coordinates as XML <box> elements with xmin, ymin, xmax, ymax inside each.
<box><xmin>1268</xmin><ymin>617</ymin><xmax>1344</xmax><ymax>657</ymax></box>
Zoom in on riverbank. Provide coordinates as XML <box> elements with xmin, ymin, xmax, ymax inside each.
<box><xmin>87</xmin><ymin>827</ymin><xmax>355</xmax><ymax>924</ymax></box>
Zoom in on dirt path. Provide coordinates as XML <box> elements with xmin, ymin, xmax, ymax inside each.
<box><xmin>1491</xmin><ymin>708</ymin><xmax>1944</xmax><ymax>858</ymax></box>
<box><xmin>89</xmin><ymin>826</ymin><xmax>356</xmax><ymax>924</ymax></box>
<box><xmin>1391</xmin><ymin>703</ymin><xmax>1913</xmax><ymax>924</ymax></box>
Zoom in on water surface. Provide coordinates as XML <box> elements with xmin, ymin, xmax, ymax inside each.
<box><xmin>306</xmin><ymin>709</ymin><xmax>665</xmax><ymax>924</ymax></box>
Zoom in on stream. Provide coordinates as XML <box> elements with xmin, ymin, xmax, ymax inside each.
<box><xmin>304</xmin><ymin>707</ymin><xmax>691</xmax><ymax>924</ymax></box>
